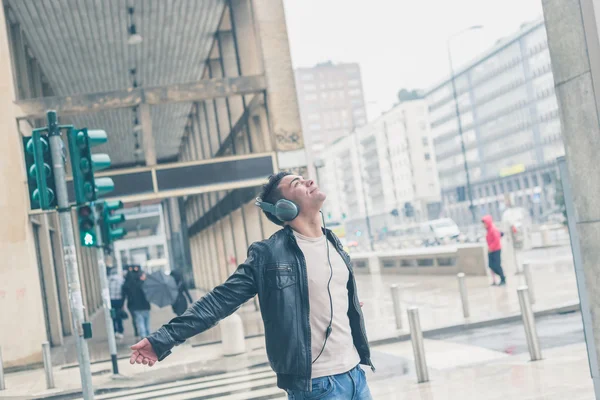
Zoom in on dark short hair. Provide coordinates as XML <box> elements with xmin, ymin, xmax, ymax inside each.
<box><xmin>259</xmin><ymin>172</ymin><xmax>291</xmax><ymax>226</ymax></box>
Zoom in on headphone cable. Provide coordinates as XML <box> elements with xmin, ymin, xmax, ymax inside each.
<box><xmin>312</xmin><ymin>211</ymin><xmax>334</xmax><ymax>364</ymax></box>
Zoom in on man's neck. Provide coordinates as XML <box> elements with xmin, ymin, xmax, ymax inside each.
<box><xmin>289</xmin><ymin>213</ymin><xmax>323</xmax><ymax>238</ymax></box>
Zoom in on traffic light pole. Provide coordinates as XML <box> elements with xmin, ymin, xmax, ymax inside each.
<box><xmin>91</xmin><ymin>203</ymin><xmax>119</xmax><ymax>376</ymax></box>
<box><xmin>47</xmin><ymin>111</ymin><xmax>95</xmax><ymax>400</ymax></box>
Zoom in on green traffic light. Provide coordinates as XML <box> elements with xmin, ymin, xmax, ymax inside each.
<box><xmin>78</xmin><ymin>205</ymin><xmax>97</xmax><ymax>247</ymax></box>
<box><xmin>83</xmin><ymin>233</ymin><xmax>96</xmax><ymax>246</ymax></box>
<box><xmin>80</xmin><ymin>157</ymin><xmax>91</xmax><ymax>174</ymax></box>
<box><xmin>32</xmin><ymin>188</ymin><xmax>55</xmax><ymax>206</ymax></box>
<box><xmin>24</xmin><ymin>131</ymin><xmax>55</xmax><ymax>210</ymax></box>
<box><xmin>29</xmin><ymin>163</ymin><xmax>51</xmax><ymax>180</ymax></box>
<box><xmin>101</xmin><ymin>200</ymin><xmax>127</xmax><ymax>245</ymax></box>
<box><xmin>26</xmin><ymin>137</ymin><xmax>48</xmax><ymax>155</ymax></box>
<box><xmin>69</xmin><ymin>128</ymin><xmax>114</xmax><ymax>204</ymax></box>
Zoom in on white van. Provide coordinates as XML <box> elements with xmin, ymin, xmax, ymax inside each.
<box><xmin>420</xmin><ymin>218</ymin><xmax>461</xmax><ymax>245</ymax></box>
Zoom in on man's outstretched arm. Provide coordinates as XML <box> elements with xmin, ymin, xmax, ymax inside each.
<box><xmin>130</xmin><ymin>246</ymin><xmax>259</xmax><ymax>365</ymax></box>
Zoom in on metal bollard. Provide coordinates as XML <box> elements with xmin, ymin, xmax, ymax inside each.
<box><xmin>42</xmin><ymin>342</ymin><xmax>55</xmax><ymax>389</ymax></box>
<box><xmin>522</xmin><ymin>263</ymin><xmax>535</xmax><ymax>304</ymax></box>
<box><xmin>0</xmin><ymin>347</ymin><xmax>5</xmax><ymax>390</ymax></box>
<box><xmin>391</xmin><ymin>284</ymin><xmax>403</xmax><ymax>330</ymax></box>
<box><xmin>220</xmin><ymin>312</ymin><xmax>246</xmax><ymax>356</ymax></box>
<box><xmin>517</xmin><ymin>286</ymin><xmax>542</xmax><ymax>361</ymax></box>
<box><xmin>457</xmin><ymin>273</ymin><xmax>470</xmax><ymax>318</ymax></box>
<box><xmin>407</xmin><ymin>307</ymin><xmax>429</xmax><ymax>383</ymax></box>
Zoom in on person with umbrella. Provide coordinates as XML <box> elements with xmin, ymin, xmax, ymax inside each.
<box><xmin>122</xmin><ymin>265</ymin><xmax>151</xmax><ymax>340</ymax></box>
<box><xmin>142</xmin><ymin>269</ymin><xmax>179</xmax><ymax>309</ymax></box>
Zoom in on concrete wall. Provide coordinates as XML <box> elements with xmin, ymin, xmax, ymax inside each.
<box><xmin>0</xmin><ymin>4</ymin><xmax>51</xmax><ymax>367</ymax></box>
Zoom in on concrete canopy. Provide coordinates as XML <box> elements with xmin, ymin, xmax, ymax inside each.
<box><xmin>6</xmin><ymin>0</ymin><xmax>226</xmax><ymax>166</ymax></box>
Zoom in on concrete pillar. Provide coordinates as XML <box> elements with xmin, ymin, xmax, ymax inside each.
<box><xmin>251</xmin><ymin>0</ymin><xmax>308</xmax><ymax>175</ymax></box>
<box><xmin>0</xmin><ymin>3</ymin><xmax>48</xmax><ymax>367</ymax></box>
<box><xmin>221</xmin><ymin>216</ymin><xmax>236</xmax><ymax>276</ymax></box>
<box><xmin>189</xmin><ymin>236</ymin><xmax>200</xmax><ymax>291</ymax></box>
<box><xmin>200</xmin><ymin>229</ymin><xmax>215</xmax><ymax>289</ymax></box>
<box><xmin>243</xmin><ymin>200</ymin><xmax>263</xmax><ymax>244</ymax></box>
<box><xmin>231</xmin><ymin>208</ymin><xmax>248</xmax><ymax>267</ymax></box>
<box><xmin>542</xmin><ymin>0</ymin><xmax>600</xmax><ymax>395</ymax></box>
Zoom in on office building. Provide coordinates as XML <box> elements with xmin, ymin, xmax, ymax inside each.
<box><xmin>295</xmin><ymin>62</ymin><xmax>368</xmax><ymax>178</ymax></box>
<box><xmin>318</xmin><ymin>99</ymin><xmax>441</xmax><ymax>246</ymax></box>
<box><xmin>425</xmin><ymin>19</ymin><xmax>563</xmax><ymax>226</ymax></box>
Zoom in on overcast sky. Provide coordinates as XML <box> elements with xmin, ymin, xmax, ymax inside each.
<box><xmin>283</xmin><ymin>0</ymin><xmax>544</xmax><ymax>119</ymax></box>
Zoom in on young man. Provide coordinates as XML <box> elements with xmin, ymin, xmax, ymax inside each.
<box><xmin>482</xmin><ymin>215</ymin><xmax>506</xmax><ymax>286</ymax></box>
<box><xmin>130</xmin><ymin>172</ymin><xmax>374</xmax><ymax>399</ymax></box>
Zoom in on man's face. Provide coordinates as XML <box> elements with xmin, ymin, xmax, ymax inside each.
<box><xmin>278</xmin><ymin>175</ymin><xmax>326</xmax><ymax>215</ymax></box>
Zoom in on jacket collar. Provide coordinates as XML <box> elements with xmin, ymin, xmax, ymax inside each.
<box><xmin>283</xmin><ymin>224</ymin><xmax>332</xmax><ymax>238</ymax></box>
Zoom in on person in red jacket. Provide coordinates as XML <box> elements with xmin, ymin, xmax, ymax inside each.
<box><xmin>482</xmin><ymin>215</ymin><xmax>506</xmax><ymax>286</ymax></box>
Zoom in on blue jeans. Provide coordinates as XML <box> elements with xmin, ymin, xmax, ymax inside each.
<box><xmin>287</xmin><ymin>365</ymin><xmax>373</xmax><ymax>399</ymax></box>
<box><xmin>133</xmin><ymin>310</ymin><xmax>151</xmax><ymax>338</ymax></box>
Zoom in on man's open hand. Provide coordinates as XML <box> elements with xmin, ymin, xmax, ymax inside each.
<box><xmin>130</xmin><ymin>338</ymin><xmax>158</xmax><ymax>367</ymax></box>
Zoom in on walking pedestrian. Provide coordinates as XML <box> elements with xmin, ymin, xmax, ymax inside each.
<box><xmin>170</xmin><ymin>269</ymin><xmax>193</xmax><ymax>316</ymax></box>
<box><xmin>123</xmin><ymin>265</ymin><xmax>151</xmax><ymax>339</ymax></box>
<box><xmin>482</xmin><ymin>215</ymin><xmax>506</xmax><ymax>286</ymax></box>
<box><xmin>108</xmin><ymin>268</ymin><xmax>125</xmax><ymax>339</ymax></box>
<box><xmin>130</xmin><ymin>172</ymin><xmax>374</xmax><ymax>399</ymax></box>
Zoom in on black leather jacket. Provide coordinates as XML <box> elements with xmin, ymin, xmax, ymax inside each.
<box><xmin>147</xmin><ymin>226</ymin><xmax>374</xmax><ymax>391</ymax></box>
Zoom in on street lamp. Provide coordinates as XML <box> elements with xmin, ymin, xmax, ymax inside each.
<box><xmin>127</xmin><ymin>7</ymin><xmax>143</xmax><ymax>46</ymax></box>
<box><xmin>447</xmin><ymin>25</ymin><xmax>483</xmax><ymax>224</ymax></box>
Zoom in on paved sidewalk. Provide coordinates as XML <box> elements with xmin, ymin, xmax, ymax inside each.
<box><xmin>1</xmin><ymin>247</ymin><xmax>581</xmax><ymax>398</ymax></box>
<box><xmin>0</xmin><ymin>336</ymin><xmax>269</xmax><ymax>399</ymax></box>
<box><xmin>49</xmin><ymin>290</ymin><xmax>262</xmax><ymax>367</ymax></box>
<box><xmin>357</xmin><ymin>250</ymin><xmax>578</xmax><ymax>341</ymax></box>
<box><xmin>368</xmin><ymin>342</ymin><xmax>595</xmax><ymax>399</ymax></box>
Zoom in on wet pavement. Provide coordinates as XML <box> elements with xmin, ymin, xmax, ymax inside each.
<box><xmin>50</xmin><ymin>246</ymin><xmax>579</xmax><ymax>367</ymax></box>
<box><xmin>431</xmin><ymin>309</ymin><xmax>584</xmax><ymax>355</ymax></box>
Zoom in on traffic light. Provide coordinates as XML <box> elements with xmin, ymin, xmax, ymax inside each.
<box><xmin>68</xmin><ymin>128</ymin><xmax>114</xmax><ymax>204</ymax></box>
<box><xmin>23</xmin><ymin>129</ymin><xmax>56</xmax><ymax>210</ymax></box>
<box><xmin>101</xmin><ymin>201</ymin><xmax>127</xmax><ymax>245</ymax></box>
<box><xmin>77</xmin><ymin>205</ymin><xmax>97</xmax><ymax>247</ymax></box>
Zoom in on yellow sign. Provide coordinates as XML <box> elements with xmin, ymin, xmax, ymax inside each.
<box><xmin>499</xmin><ymin>164</ymin><xmax>525</xmax><ymax>177</ymax></box>
<box><xmin>331</xmin><ymin>224</ymin><xmax>346</xmax><ymax>238</ymax></box>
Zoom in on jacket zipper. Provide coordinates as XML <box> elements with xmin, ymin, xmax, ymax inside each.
<box><xmin>287</xmin><ymin>230</ymin><xmax>313</xmax><ymax>391</ymax></box>
<box><xmin>266</xmin><ymin>266</ymin><xmax>292</xmax><ymax>272</ymax></box>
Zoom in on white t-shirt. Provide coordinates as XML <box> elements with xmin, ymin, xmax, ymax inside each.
<box><xmin>293</xmin><ymin>231</ymin><xmax>361</xmax><ymax>378</ymax></box>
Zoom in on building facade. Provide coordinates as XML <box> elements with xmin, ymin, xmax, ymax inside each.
<box><xmin>295</xmin><ymin>62</ymin><xmax>368</xmax><ymax>179</ymax></box>
<box><xmin>425</xmin><ymin>20</ymin><xmax>563</xmax><ymax>226</ymax></box>
<box><xmin>319</xmin><ymin>99</ymin><xmax>441</xmax><ymax>247</ymax></box>
<box><xmin>0</xmin><ymin>0</ymin><xmax>306</xmax><ymax>369</ymax></box>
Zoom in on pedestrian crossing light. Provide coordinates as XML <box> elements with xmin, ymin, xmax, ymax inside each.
<box><xmin>77</xmin><ymin>205</ymin><xmax>97</xmax><ymax>247</ymax></box>
<box><xmin>68</xmin><ymin>128</ymin><xmax>114</xmax><ymax>204</ymax></box>
<box><xmin>101</xmin><ymin>201</ymin><xmax>127</xmax><ymax>245</ymax></box>
<box><xmin>23</xmin><ymin>129</ymin><xmax>56</xmax><ymax>210</ymax></box>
